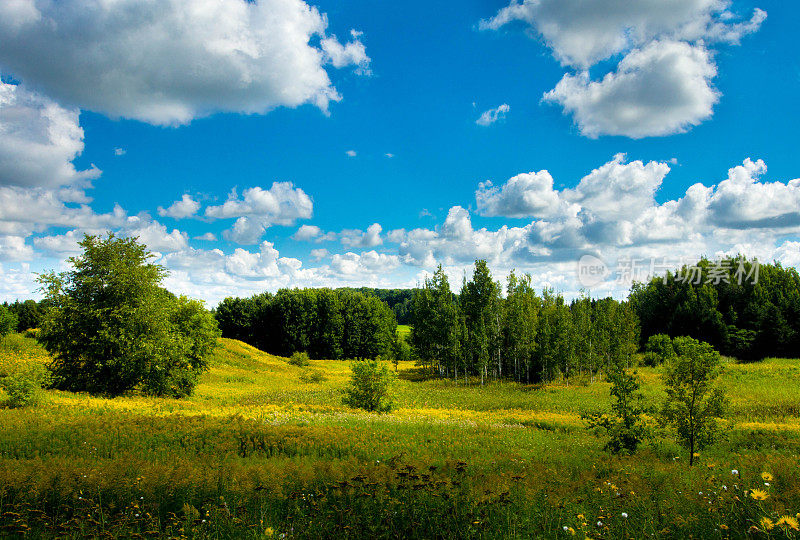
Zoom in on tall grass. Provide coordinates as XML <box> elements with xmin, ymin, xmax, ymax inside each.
<box><xmin>1</xmin><ymin>335</ymin><xmax>799</xmax><ymax>538</ymax></box>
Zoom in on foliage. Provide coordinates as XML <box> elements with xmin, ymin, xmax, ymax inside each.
<box><xmin>409</xmin><ymin>261</ymin><xmax>640</xmax><ymax>385</ymax></box>
<box><xmin>1</xmin><ymin>365</ymin><xmax>48</xmax><ymax>408</ymax></box>
<box><xmin>342</xmin><ymin>359</ymin><xmax>396</xmax><ymax>412</ymax></box>
<box><xmin>643</xmin><ymin>333</ymin><xmax>677</xmax><ymax>366</ymax></box>
<box><xmin>0</xmin><ymin>305</ymin><xmax>17</xmax><ymax>337</ymax></box>
<box><xmin>660</xmin><ymin>337</ymin><xmax>728</xmax><ymax>465</ymax></box>
<box><xmin>630</xmin><ymin>256</ymin><xmax>800</xmax><ymax>360</ymax></box>
<box><xmin>299</xmin><ymin>369</ymin><xmax>327</xmax><ymax>383</ymax></box>
<box><xmin>215</xmin><ymin>288</ymin><xmax>397</xmax><ymax>360</ymax></box>
<box><xmin>37</xmin><ymin>233</ymin><xmax>219</xmax><ymax>398</ymax></box>
<box><xmin>4</xmin><ymin>299</ymin><xmax>44</xmax><ymax>332</ymax></box>
<box><xmin>289</xmin><ymin>351</ymin><xmax>311</xmax><ymax>367</ymax></box>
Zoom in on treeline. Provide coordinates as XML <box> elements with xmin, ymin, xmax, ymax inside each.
<box><xmin>215</xmin><ymin>288</ymin><xmax>397</xmax><ymax>360</ymax></box>
<box><xmin>339</xmin><ymin>288</ymin><xmax>413</xmax><ymax>325</ymax></box>
<box><xmin>0</xmin><ymin>299</ymin><xmax>46</xmax><ymax>333</ymax></box>
<box><xmin>630</xmin><ymin>256</ymin><xmax>800</xmax><ymax>360</ymax></box>
<box><xmin>411</xmin><ymin>261</ymin><xmax>639</xmax><ymax>384</ymax></box>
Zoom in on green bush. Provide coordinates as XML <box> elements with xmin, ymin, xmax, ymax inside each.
<box><xmin>644</xmin><ymin>334</ymin><xmax>676</xmax><ymax>365</ymax></box>
<box><xmin>1</xmin><ymin>366</ymin><xmax>49</xmax><ymax>408</ymax></box>
<box><xmin>288</xmin><ymin>351</ymin><xmax>310</xmax><ymax>367</ymax></box>
<box><xmin>299</xmin><ymin>369</ymin><xmax>326</xmax><ymax>383</ymax></box>
<box><xmin>343</xmin><ymin>359</ymin><xmax>396</xmax><ymax>413</ymax></box>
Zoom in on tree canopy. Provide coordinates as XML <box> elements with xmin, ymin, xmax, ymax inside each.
<box><xmin>37</xmin><ymin>233</ymin><xmax>219</xmax><ymax>397</ymax></box>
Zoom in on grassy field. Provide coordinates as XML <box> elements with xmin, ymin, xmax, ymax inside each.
<box><xmin>1</xmin><ymin>334</ymin><xmax>800</xmax><ymax>538</ymax></box>
<box><xmin>396</xmin><ymin>324</ymin><xmax>411</xmax><ymax>343</ymax></box>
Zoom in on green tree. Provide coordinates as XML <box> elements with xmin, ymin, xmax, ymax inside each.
<box><xmin>37</xmin><ymin>233</ymin><xmax>219</xmax><ymax>397</ymax></box>
<box><xmin>0</xmin><ymin>305</ymin><xmax>17</xmax><ymax>337</ymax></box>
<box><xmin>342</xmin><ymin>359</ymin><xmax>396</xmax><ymax>412</ymax></box>
<box><xmin>660</xmin><ymin>337</ymin><xmax>728</xmax><ymax>465</ymax></box>
<box><xmin>604</xmin><ymin>368</ymin><xmax>648</xmax><ymax>454</ymax></box>
<box><xmin>461</xmin><ymin>260</ymin><xmax>501</xmax><ymax>384</ymax></box>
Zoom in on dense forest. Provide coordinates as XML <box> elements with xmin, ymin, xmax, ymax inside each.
<box><xmin>215</xmin><ymin>288</ymin><xmax>397</xmax><ymax>360</ymax></box>
<box><xmin>411</xmin><ymin>261</ymin><xmax>639</xmax><ymax>384</ymax></box>
<box><xmin>631</xmin><ymin>257</ymin><xmax>800</xmax><ymax>360</ymax></box>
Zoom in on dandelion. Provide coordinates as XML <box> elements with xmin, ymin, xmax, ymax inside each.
<box><xmin>750</xmin><ymin>488</ymin><xmax>769</xmax><ymax>501</ymax></box>
<box><xmin>265</xmin><ymin>528</ymin><xmax>274</xmax><ymax>537</ymax></box>
<box><xmin>777</xmin><ymin>516</ymin><xmax>800</xmax><ymax>531</ymax></box>
<box><xmin>761</xmin><ymin>472</ymin><xmax>773</xmax><ymax>482</ymax></box>
<box><xmin>720</xmin><ymin>524</ymin><xmax>729</xmax><ymax>530</ymax></box>
<box><xmin>760</xmin><ymin>517</ymin><xmax>775</xmax><ymax>531</ymax></box>
<box><xmin>577</xmin><ymin>514</ymin><xmax>585</xmax><ymax>520</ymax></box>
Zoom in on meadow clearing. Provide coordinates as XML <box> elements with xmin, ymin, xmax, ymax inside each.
<box><xmin>1</xmin><ymin>333</ymin><xmax>800</xmax><ymax>539</ymax></box>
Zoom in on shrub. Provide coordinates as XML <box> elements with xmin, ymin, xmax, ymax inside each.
<box><xmin>644</xmin><ymin>334</ymin><xmax>676</xmax><ymax>366</ymax></box>
<box><xmin>288</xmin><ymin>351</ymin><xmax>310</xmax><ymax>367</ymax></box>
<box><xmin>299</xmin><ymin>369</ymin><xmax>326</xmax><ymax>384</ymax></box>
<box><xmin>343</xmin><ymin>359</ymin><xmax>396</xmax><ymax>413</ymax></box>
<box><xmin>1</xmin><ymin>365</ymin><xmax>49</xmax><ymax>408</ymax></box>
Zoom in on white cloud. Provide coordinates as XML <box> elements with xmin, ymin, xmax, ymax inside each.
<box><xmin>476</xmin><ymin>103</ymin><xmax>510</xmax><ymax>126</ymax></box>
<box><xmin>476</xmin><ymin>170</ymin><xmax>574</xmax><ymax>219</ymax></box>
<box><xmin>205</xmin><ymin>182</ymin><xmax>313</xmax><ymax>244</ymax></box>
<box><xmin>481</xmin><ymin>0</ymin><xmax>764</xmax><ymax>138</ymax></box>
<box><xmin>543</xmin><ymin>41</ymin><xmax>719</xmax><ymax>138</ymax></box>
<box><xmin>0</xmin><ymin>82</ymin><xmax>100</xmax><ymax>188</ymax></box>
<box><xmin>340</xmin><ymin>223</ymin><xmax>383</xmax><ymax>248</ymax></box>
<box><xmin>33</xmin><ymin>229</ymin><xmax>83</xmax><ymax>255</ymax></box>
<box><xmin>0</xmin><ymin>0</ymin><xmax>369</xmax><ymax>126</ymax></box>
<box><xmin>194</xmin><ymin>232</ymin><xmax>217</xmax><ymax>241</ymax></box>
<box><xmin>346</xmin><ymin>150</ymin><xmax>357</xmax><ymax>157</ymax></box>
<box><xmin>385</xmin><ymin>153</ymin><xmax>395</xmax><ymax>158</ymax></box>
<box><xmin>321</xmin><ymin>30</ymin><xmax>371</xmax><ymax>74</ymax></box>
<box><xmin>158</xmin><ymin>194</ymin><xmax>200</xmax><ymax>219</ymax></box>
<box><xmin>0</xmin><ymin>236</ymin><xmax>34</xmax><ymax>261</ymax></box>
<box><xmin>114</xmin><ymin>147</ymin><xmax>126</xmax><ymax>156</ymax></box>
<box><xmin>310</xmin><ymin>248</ymin><xmax>329</xmax><ymax>261</ymax></box>
<box><xmin>125</xmin><ymin>221</ymin><xmax>189</xmax><ymax>253</ymax></box>
<box><xmin>293</xmin><ymin>224</ymin><xmax>323</xmax><ymax>241</ymax></box>
<box><xmin>481</xmin><ymin>0</ymin><xmax>763</xmax><ymax>68</ymax></box>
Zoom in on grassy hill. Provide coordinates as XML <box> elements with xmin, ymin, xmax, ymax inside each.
<box><xmin>1</xmin><ymin>334</ymin><xmax>800</xmax><ymax>538</ymax></box>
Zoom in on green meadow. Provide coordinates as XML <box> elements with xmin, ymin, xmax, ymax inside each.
<box><xmin>1</xmin><ymin>333</ymin><xmax>800</xmax><ymax>538</ymax></box>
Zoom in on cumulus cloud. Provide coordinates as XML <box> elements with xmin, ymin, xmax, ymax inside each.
<box><xmin>481</xmin><ymin>0</ymin><xmax>764</xmax><ymax>138</ymax></box>
<box><xmin>293</xmin><ymin>224</ymin><xmax>323</xmax><ymax>241</ymax></box>
<box><xmin>340</xmin><ymin>223</ymin><xmax>383</xmax><ymax>248</ymax></box>
<box><xmin>476</xmin><ymin>103</ymin><xmax>510</xmax><ymax>126</ymax></box>
<box><xmin>194</xmin><ymin>232</ymin><xmax>217</xmax><ymax>241</ymax></box>
<box><xmin>477</xmin><ymin>170</ymin><xmax>574</xmax><ymax>219</ymax></box>
<box><xmin>0</xmin><ymin>82</ymin><xmax>100</xmax><ymax>188</ymax></box>
<box><xmin>205</xmin><ymin>182</ymin><xmax>313</xmax><ymax>244</ymax></box>
<box><xmin>543</xmin><ymin>41</ymin><xmax>719</xmax><ymax>138</ymax></box>
<box><xmin>0</xmin><ymin>0</ymin><xmax>369</xmax><ymax>126</ymax></box>
<box><xmin>158</xmin><ymin>194</ymin><xmax>200</xmax><ymax>219</ymax></box>
<box><xmin>346</xmin><ymin>150</ymin><xmax>357</xmax><ymax>157</ymax></box>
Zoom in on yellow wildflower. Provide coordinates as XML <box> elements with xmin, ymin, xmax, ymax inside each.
<box><xmin>777</xmin><ymin>516</ymin><xmax>800</xmax><ymax>531</ymax></box>
<box><xmin>719</xmin><ymin>524</ymin><xmax>729</xmax><ymax>530</ymax></box>
<box><xmin>577</xmin><ymin>514</ymin><xmax>585</xmax><ymax>521</ymax></box>
<box><xmin>761</xmin><ymin>472</ymin><xmax>774</xmax><ymax>482</ymax></box>
<box><xmin>750</xmin><ymin>489</ymin><xmax>769</xmax><ymax>501</ymax></box>
<box><xmin>760</xmin><ymin>517</ymin><xmax>775</xmax><ymax>531</ymax></box>
<box><xmin>264</xmin><ymin>527</ymin><xmax>274</xmax><ymax>537</ymax></box>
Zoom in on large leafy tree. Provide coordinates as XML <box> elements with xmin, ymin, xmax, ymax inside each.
<box><xmin>37</xmin><ymin>233</ymin><xmax>219</xmax><ymax>397</ymax></box>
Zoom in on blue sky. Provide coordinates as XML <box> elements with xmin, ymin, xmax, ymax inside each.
<box><xmin>0</xmin><ymin>0</ymin><xmax>798</xmax><ymax>304</ymax></box>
